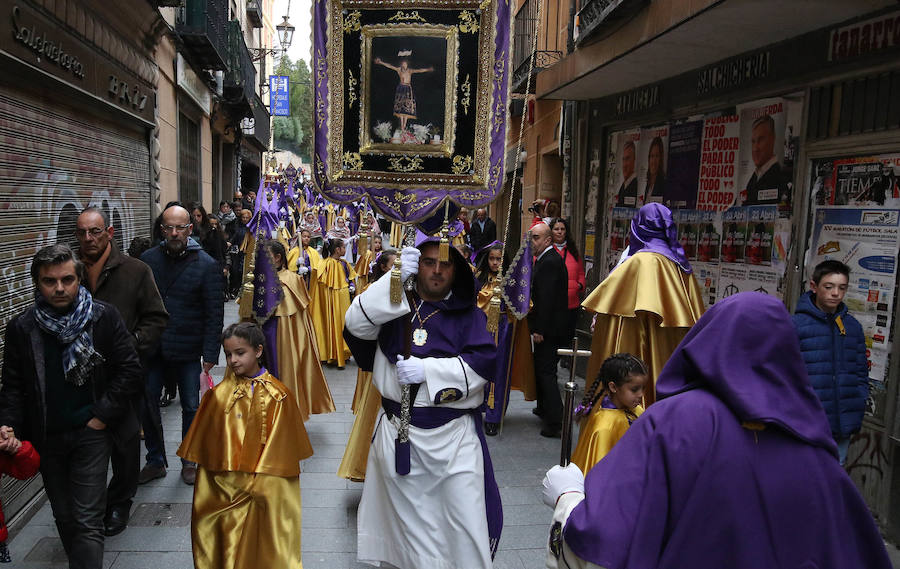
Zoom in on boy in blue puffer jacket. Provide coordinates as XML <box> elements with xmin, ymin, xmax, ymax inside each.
<box><xmin>792</xmin><ymin>260</ymin><xmax>869</xmax><ymax>465</ymax></box>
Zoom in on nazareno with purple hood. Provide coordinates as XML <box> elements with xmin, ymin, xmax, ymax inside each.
<box><xmin>558</xmin><ymin>292</ymin><xmax>891</xmax><ymax>569</ymax></box>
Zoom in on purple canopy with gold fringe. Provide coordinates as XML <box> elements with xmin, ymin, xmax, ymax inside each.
<box><xmin>312</xmin><ymin>0</ymin><xmax>512</xmax><ymax>225</ymax></box>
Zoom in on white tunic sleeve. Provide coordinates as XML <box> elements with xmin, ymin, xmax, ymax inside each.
<box><xmin>421</xmin><ymin>355</ymin><xmax>487</xmax><ymax>407</ymax></box>
<box><xmin>546</xmin><ymin>492</ymin><xmax>608</xmax><ymax>569</ymax></box>
<box><xmin>344</xmin><ymin>270</ymin><xmax>410</xmax><ymax>339</ymax></box>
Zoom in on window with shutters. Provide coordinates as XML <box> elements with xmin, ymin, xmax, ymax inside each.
<box><xmin>178</xmin><ymin>111</ymin><xmax>201</xmax><ymax>204</ymax></box>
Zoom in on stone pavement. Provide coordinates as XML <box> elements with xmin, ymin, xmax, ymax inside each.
<box><xmin>8</xmin><ymin>300</ymin><xmax>566</xmax><ymax>568</ymax></box>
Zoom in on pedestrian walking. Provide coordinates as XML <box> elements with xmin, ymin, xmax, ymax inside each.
<box><xmin>0</xmin><ymin>244</ymin><xmax>142</xmax><ymax>569</ymax></box>
<box><xmin>75</xmin><ymin>207</ymin><xmax>168</xmax><ymax>536</ymax></box>
<box><xmin>139</xmin><ymin>205</ymin><xmax>224</xmax><ymax>486</ymax></box>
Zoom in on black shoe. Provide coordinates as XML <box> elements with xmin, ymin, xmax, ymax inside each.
<box><xmin>540</xmin><ymin>427</ymin><xmax>561</xmax><ymax>438</ymax></box>
<box><xmin>104</xmin><ymin>507</ymin><xmax>129</xmax><ymax>537</ymax></box>
<box><xmin>138</xmin><ymin>463</ymin><xmax>166</xmax><ymax>484</ymax></box>
<box><xmin>532</xmin><ymin>408</ymin><xmax>544</xmax><ymax>417</ymax></box>
<box><xmin>159</xmin><ymin>390</ymin><xmax>175</xmax><ymax>407</ymax></box>
<box><xmin>484</xmin><ymin>422</ymin><xmax>499</xmax><ymax>436</ymax></box>
<box><xmin>181</xmin><ymin>464</ymin><xmax>197</xmax><ymax>485</ymax></box>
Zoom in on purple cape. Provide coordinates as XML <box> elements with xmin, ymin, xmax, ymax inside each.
<box><xmin>623</xmin><ymin>203</ymin><xmax>691</xmax><ymax>273</ymax></box>
<box><xmin>563</xmin><ymin>292</ymin><xmax>891</xmax><ymax>569</ymax></box>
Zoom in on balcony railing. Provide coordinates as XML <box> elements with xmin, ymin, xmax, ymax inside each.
<box><xmin>246</xmin><ymin>93</ymin><xmax>271</xmax><ymax>149</ymax></box>
<box><xmin>176</xmin><ymin>0</ymin><xmax>228</xmax><ymax>70</ymax></box>
<box><xmin>511</xmin><ymin>0</ymin><xmax>563</xmax><ymax>93</ymax></box>
<box><xmin>225</xmin><ymin>20</ymin><xmax>257</xmax><ymax>107</ymax></box>
<box><xmin>574</xmin><ymin>0</ymin><xmax>648</xmax><ymax>47</ymax></box>
<box><xmin>247</xmin><ymin>0</ymin><xmax>263</xmax><ymax>28</ymax></box>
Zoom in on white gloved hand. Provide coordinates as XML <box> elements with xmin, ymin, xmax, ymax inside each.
<box><xmin>541</xmin><ymin>463</ymin><xmax>585</xmax><ymax>508</ymax></box>
<box><xmin>396</xmin><ymin>354</ymin><xmax>425</xmax><ymax>385</ymax></box>
<box><xmin>298</xmin><ymin>265</ymin><xmax>310</xmax><ymax>275</ymax></box>
<box><xmin>400</xmin><ymin>247</ymin><xmax>421</xmax><ymax>282</ymax></box>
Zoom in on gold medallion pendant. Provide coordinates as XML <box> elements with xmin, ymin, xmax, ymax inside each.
<box><xmin>412</xmin><ymin>328</ymin><xmax>428</xmax><ymax>346</ymax></box>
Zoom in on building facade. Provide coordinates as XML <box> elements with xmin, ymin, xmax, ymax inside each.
<box><xmin>534</xmin><ymin>0</ymin><xmax>900</xmax><ymax>539</ymax></box>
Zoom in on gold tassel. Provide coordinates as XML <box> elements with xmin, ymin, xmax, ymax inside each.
<box><xmin>487</xmin><ymin>382</ymin><xmax>495</xmax><ymax>408</ymax></box>
<box><xmin>439</xmin><ymin>232</ymin><xmax>449</xmax><ymax>262</ymax></box>
<box><xmin>486</xmin><ymin>285</ymin><xmax>502</xmax><ymax>334</ymax></box>
<box><xmin>390</xmin><ymin>255</ymin><xmax>402</xmax><ymax>304</ymax></box>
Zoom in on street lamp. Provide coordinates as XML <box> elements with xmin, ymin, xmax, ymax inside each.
<box><xmin>276</xmin><ymin>15</ymin><xmax>295</xmax><ymax>52</ymax></box>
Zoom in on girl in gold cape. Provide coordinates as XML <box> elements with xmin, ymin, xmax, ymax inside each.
<box><xmin>310</xmin><ymin>238</ymin><xmax>357</xmax><ymax>368</ymax></box>
<box><xmin>337</xmin><ymin>250</ymin><xmax>396</xmax><ymax>481</ymax></box>
<box><xmin>475</xmin><ymin>243</ymin><xmax>536</xmax><ymax>435</ymax></box>
<box><xmin>570</xmin><ymin>353</ymin><xmax>647</xmax><ymax>474</ymax></box>
<box><xmin>178</xmin><ymin>322</ymin><xmax>313</xmax><ymax>569</ymax></box>
<box><xmin>264</xmin><ymin>240</ymin><xmax>336</xmax><ymax>421</ymax></box>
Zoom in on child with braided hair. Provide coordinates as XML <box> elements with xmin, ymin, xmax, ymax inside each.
<box><xmin>570</xmin><ymin>353</ymin><xmax>647</xmax><ymax>474</ymax></box>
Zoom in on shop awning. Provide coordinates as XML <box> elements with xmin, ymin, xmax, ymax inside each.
<box><xmin>537</xmin><ymin>0</ymin><xmax>896</xmax><ymax>100</ymax></box>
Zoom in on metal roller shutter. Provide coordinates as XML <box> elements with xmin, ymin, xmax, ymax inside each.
<box><xmin>0</xmin><ymin>85</ymin><xmax>151</xmax><ymax>521</ymax></box>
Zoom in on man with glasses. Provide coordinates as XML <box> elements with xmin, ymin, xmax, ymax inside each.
<box><xmin>139</xmin><ymin>205</ymin><xmax>224</xmax><ymax>485</ymax></box>
<box><xmin>74</xmin><ymin>207</ymin><xmax>168</xmax><ymax>536</ymax></box>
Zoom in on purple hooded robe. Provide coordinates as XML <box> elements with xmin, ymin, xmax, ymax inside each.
<box><xmin>557</xmin><ymin>292</ymin><xmax>891</xmax><ymax>569</ymax></box>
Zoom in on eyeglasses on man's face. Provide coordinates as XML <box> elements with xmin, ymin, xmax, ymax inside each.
<box><xmin>161</xmin><ymin>224</ymin><xmax>192</xmax><ymax>234</ymax></box>
<box><xmin>74</xmin><ymin>228</ymin><xmax>108</xmax><ymax>238</ymax></box>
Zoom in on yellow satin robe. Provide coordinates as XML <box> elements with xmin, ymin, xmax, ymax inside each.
<box><xmin>581</xmin><ymin>252</ymin><xmax>705</xmax><ymax>406</ymax></box>
<box><xmin>338</xmin><ymin>280</ymin><xmax>381</xmax><ymax>481</ymax></box>
<box><xmin>310</xmin><ymin>256</ymin><xmax>357</xmax><ymax>367</ymax></box>
<box><xmin>570</xmin><ymin>404</ymin><xmax>643</xmax><ymax>474</ymax></box>
<box><xmin>177</xmin><ymin>370</ymin><xmax>313</xmax><ymax>569</ymax></box>
<box><xmin>274</xmin><ymin>269</ymin><xmax>336</xmax><ymax>421</ymax></box>
<box><xmin>354</xmin><ymin>249</ymin><xmax>376</xmax><ymax>290</ymax></box>
<box><xmin>476</xmin><ymin>276</ymin><xmax>537</xmax><ymax>402</ymax></box>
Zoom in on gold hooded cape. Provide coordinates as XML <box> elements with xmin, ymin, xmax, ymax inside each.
<box><xmin>571</xmin><ymin>404</ymin><xmax>644</xmax><ymax>474</ymax></box>
<box><xmin>582</xmin><ymin>252</ymin><xmax>705</xmax><ymax>406</ymax></box>
<box><xmin>177</xmin><ymin>370</ymin><xmax>313</xmax><ymax>569</ymax></box>
<box><xmin>310</xmin><ymin>256</ymin><xmax>357</xmax><ymax>366</ymax></box>
<box><xmin>274</xmin><ymin>269</ymin><xmax>336</xmax><ymax>421</ymax></box>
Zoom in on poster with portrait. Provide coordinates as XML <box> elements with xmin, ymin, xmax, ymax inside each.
<box><xmin>612</xmin><ymin>128</ymin><xmax>642</xmax><ymax>208</ymax></box>
<box><xmin>696</xmin><ymin>209</ymin><xmax>721</xmax><ymax>263</ymax></box>
<box><xmin>735</xmin><ymin>95</ymin><xmax>802</xmax><ymax>215</ymax></box>
<box><xmin>674</xmin><ymin>209</ymin><xmax>701</xmax><ymax>260</ymax></box>
<box><xmin>808</xmin><ymin>207</ymin><xmax>900</xmax><ymax>383</ymax></box>
<box><xmin>638</xmin><ymin>125</ymin><xmax>669</xmax><ymax>207</ymax></box>
<box><xmin>664</xmin><ymin>120</ymin><xmax>703</xmax><ymax>209</ymax></box>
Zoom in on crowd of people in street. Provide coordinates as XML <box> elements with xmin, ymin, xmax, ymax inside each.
<box><xmin>0</xmin><ymin>176</ymin><xmax>892</xmax><ymax>569</ymax></box>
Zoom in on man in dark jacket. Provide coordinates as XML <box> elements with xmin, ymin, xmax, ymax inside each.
<box><xmin>139</xmin><ymin>205</ymin><xmax>224</xmax><ymax>485</ymax></box>
<box><xmin>529</xmin><ymin>222</ymin><xmax>570</xmax><ymax>438</ymax></box>
<box><xmin>792</xmin><ymin>260</ymin><xmax>869</xmax><ymax>465</ymax></box>
<box><xmin>469</xmin><ymin>208</ymin><xmax>497</xmax><ymax>253</ymax></box>
<box><xmin>0</xmin><ymin>244</ymin><xmax>142</xmax><ymax>569</ymax></box>
<box><xmin>76</xmin><ymin>207</ymin><xmax>168</xmax><ymax>536</ymax></box>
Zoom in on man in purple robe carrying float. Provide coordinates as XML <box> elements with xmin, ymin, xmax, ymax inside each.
<box><xmin>344</xmin><ymin>232</ymin><xmax>502</xmax><ymax>569</ymax></box>
<box><xmin>542</xmin><ymin>291</ymin><xmax>891</xmax><ymax>569</ymax></box>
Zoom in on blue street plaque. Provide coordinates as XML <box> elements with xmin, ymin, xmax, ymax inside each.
<box><xmin>270</xmin><ymin>75</ymin><xmax>290</xmax><ymax>116</ymax></box>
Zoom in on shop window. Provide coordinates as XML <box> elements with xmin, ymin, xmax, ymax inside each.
<box><xmin>178</xmin><ymin>111</ymin><xmax>201</xmax><ymax>205</ymax></box>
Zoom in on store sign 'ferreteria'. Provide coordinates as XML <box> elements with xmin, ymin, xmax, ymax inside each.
<box><xmin>696</xmin><ymin>52</ymin><xmax>770</xmax><ymax>96</ymax></box>
<box><xmin>10</xmin><ymin>5</ymin><xmax>85</xmax><ymax>80</ymax></box>
<box><xmin>615</xmin><ymin>85</ymin><xmax>659</xmax><ymax>116</ymax></box>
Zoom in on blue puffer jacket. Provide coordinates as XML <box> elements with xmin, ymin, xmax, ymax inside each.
<box><xmin>792</xmin><ymin>291</ymin><xmax>869</xmax><ymax>437</ymax></box>
<box><xmin>141</xmin><ymin>239</ymin><xmax>224</xmax><ymax>363</ymax></box>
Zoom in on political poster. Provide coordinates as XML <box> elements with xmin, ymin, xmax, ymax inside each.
<box><xmin>735</xmin><ymin>96</ymin><xmax>802</xmax><ymax>216</ymax></box>
<box><xmin>697</xmin><ymin>115</ymin><xmax>740</xmax><ymax>211</ymax></box>
<box><xmin>665</xmin><ymin>120</ymin><xmax>704</xmax><ymax>209</ymax></box>
<box><xmin>716</xmin><ymin>264</ymin><xmax>782</xmax><ymax>302</ymax></box>
<box><xmin>637</xmin><ymin>125</ymin><xmax>669</xmax><ymax>206</ymax></box>
<box><xmin>745</xmin><ymin>205</ymin><xmax>776</xmax><ymax>266</ymax></box>
<box><xmin>611</xmin><ymin>129</ymin><xmax>642</xmax><ymax>208</ymax></box>
<box><xmin>720</xmin><ymin>207</ymin><xmax>748</xmax><ymax>264</ymax></box>
<box><xmin>808</xmin><ymin>207</ymin><xmax>900</xmax><ymax>383</ymax></box>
